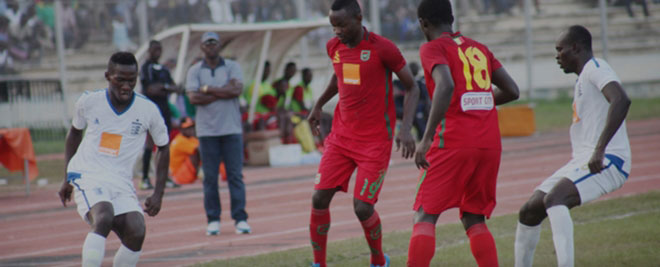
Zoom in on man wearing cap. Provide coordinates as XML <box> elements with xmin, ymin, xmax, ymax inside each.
<box><xmin>185</xmin><ymin>32</ymin><xmax>251</xmax><ymax>235</ymax></box>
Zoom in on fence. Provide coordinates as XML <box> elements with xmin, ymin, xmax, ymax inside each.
<box><xmin>0</xmin><ymin>77</ymin><xmax>68</xmax><ymax>141</ymax></box>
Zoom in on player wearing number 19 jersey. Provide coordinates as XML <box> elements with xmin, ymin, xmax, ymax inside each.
<box><xmin>407</xmin><ymin>1</ymin><xmax>520</xmax><ymax>266</ymax></box>
<box><xmin>306</xmin><ymin>1</ymin><xmax>420</xmax><ymax>266</ymax></box>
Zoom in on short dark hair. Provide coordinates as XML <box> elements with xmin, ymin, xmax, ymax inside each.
<box><xmin>285</xmin><ymin>62</ymin><xmax>296</xmax><ymax>69</ymax></box>
<box><xmin>264</xmin><ymin>60</ymin><xmax>270</xmax><ymax>67</ymax></box>
<box><xmin>108</xmin><ymin>52</ymin><xmax>138</xmax><ymax>70</ymax></box>
<box><xmin>149</xmin><ymin>40</ymin><xmax>161</xmax><ymax>48</ymax></box>
<box><xmin>418</xmin><ymin>0</ymin><xmax>454</xmax><ymax>26</ymax></box>
<box><xmin>302</xmin><ymin>68</ymin><xmax>312</xmax><ymax>75</ymax></box>
<box><xmin>331</xmin><ymin>0</ymin><xmax>361</xmax><ymax>17</ymax></box>
<box><xmin>565</xmin><ymin>25</ymin><xmax>592</xmax><ymax>52</ymax></box>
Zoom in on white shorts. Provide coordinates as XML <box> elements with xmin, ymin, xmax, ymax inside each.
<box><xmin>536</xmin><ymin>154</ymin><xmax>630</xmax><ymax>204</ymax></box>
<box><xmin>68</xmin><ymin>172</ymin><xmax>143</xmax><ymax>223</ymax></box>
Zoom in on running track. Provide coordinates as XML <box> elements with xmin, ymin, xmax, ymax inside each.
<box><xmin>1</xmin><ymin>119</ymin><xmax>659</xmax><ymax>266</ymax></box>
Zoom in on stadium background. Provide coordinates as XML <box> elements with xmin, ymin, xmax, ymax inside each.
<box><xmin>1</xmin><ymin>0</ymin><xmax>660</xmax><ymax>266</ymax></box>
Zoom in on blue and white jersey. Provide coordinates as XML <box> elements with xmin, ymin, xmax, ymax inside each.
<box><xmin>67</xmin><ymin>89</ymin><xmax>169</xmax><ymax>188</ymax></box>
<box><xmin>571</xmin><ymin>58</ymin><xmax>631</xmax><ymax>172</ymax></box>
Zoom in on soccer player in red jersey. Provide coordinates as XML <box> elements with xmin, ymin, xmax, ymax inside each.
<box><xmin>306</xmin><ymin>0</ymin><xmax>420</xmax><ymax>266</ymax></box>
<box><xmin>407</xmin><ymin>1</ymin><xmax>520</xmax><ymax>266</ymax></box>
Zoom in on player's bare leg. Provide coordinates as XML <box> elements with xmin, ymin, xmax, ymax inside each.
<box><xmin>82</xmin><ymin>202</ymin><xmax>114</xmax><ymax>266</ymax></box>
<box><xmin>516</xmin><ymin>178</ymin><xmax>581</xmax><ymax>267</ymax></box>
<box><xmin>111</xmin><ymin>212</ymin><xmax>146</xmax><ymax>266</ymax></box>
<box><xmin>544</xmin><ymin>178</ymin><xmax>581</xmax><ymax>267</ymax></box>
<box><xmin>515</xmin><ymin>190</ymin><xmax>546</xmax><ymax>267</ymax></box>
<box><xmin>462</xmin><ymin>212</ymin><xmax>499</xmax><ymax>266</ymax></box>
<box><xmin>354</xmin><ymin>198</ymin><xmax>386</xmax><ymax>265</ymax></box>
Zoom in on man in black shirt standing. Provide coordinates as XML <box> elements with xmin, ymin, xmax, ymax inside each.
<box><xmin>139</xmin><ymin>40</ymin><xmax>181</xmax><ymax>189</ymax></box>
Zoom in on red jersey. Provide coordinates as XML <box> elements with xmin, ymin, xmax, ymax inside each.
<box><xmin>327</xmin><ymin>29</ymin><xmax>406</xmax><ymax>142</ymax></box>
<box><xmin>419</xmin><ymin>32</ymin><xmax>503</xmax><ymax>149</ymax></box>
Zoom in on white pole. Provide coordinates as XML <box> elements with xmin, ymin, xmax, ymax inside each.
<box><xmin>295</xmin><ymin>0</ymin><xmax>308</xmax><ymax>66</ymax></box>
<box><xmin>248</xmin><ymin>30</ymin><xmax>273</xmax><ymax>124</ymax></box>
<box><xmin>599</xmin><ymin>0</ymin><xmax>609</xmax><ymax>61</ymax></box>
<box><xmin>24</xmin><ymin>159</ymin><xmax>30</xmax><ymax>196</ymax></box>
<box><xmin>450</xmin><ymin>0</ymin><xmax>457</xmax><ymax>31</ymax></box>
<box><xmin>138</xmin><ymin>0</ymin><xmax>149</xmax><ymax>46</ymax></box>
<box><xmin>173</xmin><ymin>28</ymin><xmax>190</xmax><ymax>84</ymax></box>
<box><xmin>54</xmin><ymin>0</ymin><xmax>70</xmax><ymax>128</ymax></box>
<box><xmin>369</xmin><ymin>0</ymin><xmax>381</xmax><ymax>34</ymax></box>
<box><xmin>524</xmin><ymin>0</ymin><xmax>534</xmax><ymax>100</ymax></box>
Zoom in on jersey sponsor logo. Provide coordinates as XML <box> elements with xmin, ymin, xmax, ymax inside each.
<box><xmin>99</xmin><ymin>132</ymin><xmax>122</xmax><ymax>156</ymax></box>
<box><xmin>572</xmin><ymin>102</ymin><xmax>580</xmax><ymax>123</ymax></box>
<box><xmin>94</xmin><ymin>118</ymin><xmax>100</xmax><ymax>125</ymax></box>
<box><xmin>460</xmin><ymin>92</ymin><xmax>494</xmax><ymax>112</ymax></box>
<box><xmin>342</xmin><ymin>63</ymin><xmax>360</xmax><ymax>85</ymax></box>
<box><xmin>333</xmin><ymin>51</ymin><xmax>340</xmax><ymax>63</ymax></box>
<box><xmin>360</xmin><ymin>50</ymin><xmax>371</xmax><ymax>61</ymax></box>
<box><xmin>314</xmin><ymin>173</ymin><xmax>321</xmax><ymax>184</ymax></box>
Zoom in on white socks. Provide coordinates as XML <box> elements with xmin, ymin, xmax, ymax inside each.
<box><xmin>113</xmin><ymin>244</ymin><xmax>142</xmax><ymax>267</ymax></box>
<box><xmin>547</xmin><ymin>205</ymin><xmax>574</xmax><ymax>267</ymax></box>
<box><xmin>82</xmin><ymin>232</ymin><xmax>106</xmax><ymax>267</ymax></box>
<box><xmin>514</xmin><ymin>222</ymin><xmax>541</xmax><ymax>267</ymax></box>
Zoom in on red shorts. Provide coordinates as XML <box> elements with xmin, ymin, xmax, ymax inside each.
<box><xmin>315</xmin><ymin>134</ymin><xmax>392</xmax><ymax>204</ymax></box>
<box><xmin>413</xmin><ymin>147</ymin><xmax>501</xmax><ymax>218</ymax></box>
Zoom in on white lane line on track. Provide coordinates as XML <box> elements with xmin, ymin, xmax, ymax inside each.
<box><xmin>2</xmin><ymin>172</ymin><xmax>659</xmax><ymax>262</ymax></box>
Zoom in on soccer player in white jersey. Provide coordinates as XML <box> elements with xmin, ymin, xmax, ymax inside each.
<box><xmin>58</xmin><ymin>52</ymin><xmax>170</xmax><ymax>267</ymax></box>
<box><xmin>514</xmin><ymin>25</ymin><xmax>631</xmax><ymax>267</ymax></box>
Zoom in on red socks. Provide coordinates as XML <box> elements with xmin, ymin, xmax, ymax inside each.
<box><xmin>310</xmin><ymin>208</ymin><xmax>330</xmax><ymax>266</ymax></box>
<box><xmin>360</xmin><ymin>211</ymin><xmax>385</xmax><ymax>265</ymax></box>
<box><xmin>466</xmin><ymin>223</ymin><xmax>499</xmax><ymax>267</ymax></box>
<box><xmin>407</xmin><ymin>222</ymin><xmax>436</xmax><ymax>267</ymax></box>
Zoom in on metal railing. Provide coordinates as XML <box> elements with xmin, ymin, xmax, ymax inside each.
<box><xmin>0</xmin><ymin>77</ymin><xmax>68</xmax><ymax>141</ymax></box>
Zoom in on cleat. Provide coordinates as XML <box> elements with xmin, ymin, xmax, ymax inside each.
<box><xmin>370</xmin><ymin>254</ymin><xmax>390</xmax><ymax>267</ymax></box>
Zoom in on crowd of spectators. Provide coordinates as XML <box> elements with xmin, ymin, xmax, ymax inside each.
<box><xmin>1</xmin><ymin>0</ymin><xmax>656</xmax><ymax>74</ymax></box>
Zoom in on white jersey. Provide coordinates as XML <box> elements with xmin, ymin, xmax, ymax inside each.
<box><xmin>67</xmin><ymin>89</ymin><xmax>169</xmax><ymax>188</ymax></box>
<box><xmin>570</xmin><ymin>58</ymin><xmax>631</xmax><ymax>168</ymax></box>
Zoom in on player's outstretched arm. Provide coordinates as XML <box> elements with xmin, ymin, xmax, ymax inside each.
<box><xmin>394</xmin><ymin>65</ymin><xmax>420</xmax><ymax>159</ymax></box>
<box><xmin>415</xmin><ymin>65</ymin><xmax>454</xmax><ymax>169</ymax></box>
<box><xmin>308</xmin><ymin>74</ymin><xmax>338</xmax><ymax>136</ymax></box>
<box><xmin>589</xmin><ymin>82</ymin><xmax>631</xmax><ymax>173</ymax></box>
<box><xmin>491</xmin><ymin>67</ymin><xmax>520</xmax><ymax>105</ymax></box>
<box><xmin>59</xmin><ymin>127</ymin><xmax>83</xmax><ymax>207</ymax></box>
<box><xmin>144</xmin><ymin>144</ymin><xmax>169</xmax><ymax>216</ymax></box>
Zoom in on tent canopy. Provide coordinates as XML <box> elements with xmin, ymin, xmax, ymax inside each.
<box><xmin>134</xmin><ymin>18</ymin><xmax>330</xmax><ymax>122</ymax></box>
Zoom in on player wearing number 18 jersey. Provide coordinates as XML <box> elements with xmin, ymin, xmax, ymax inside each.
<box><xmin>407</xmin><ymin>1</ymin><xmax>520</xmax><ymax>266</ymax></box>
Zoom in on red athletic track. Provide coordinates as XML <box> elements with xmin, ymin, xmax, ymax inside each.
<box><xmin>1</xmin><ymin>119</ymin><xmax>658</xmax><ymax>267</ymax></box>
